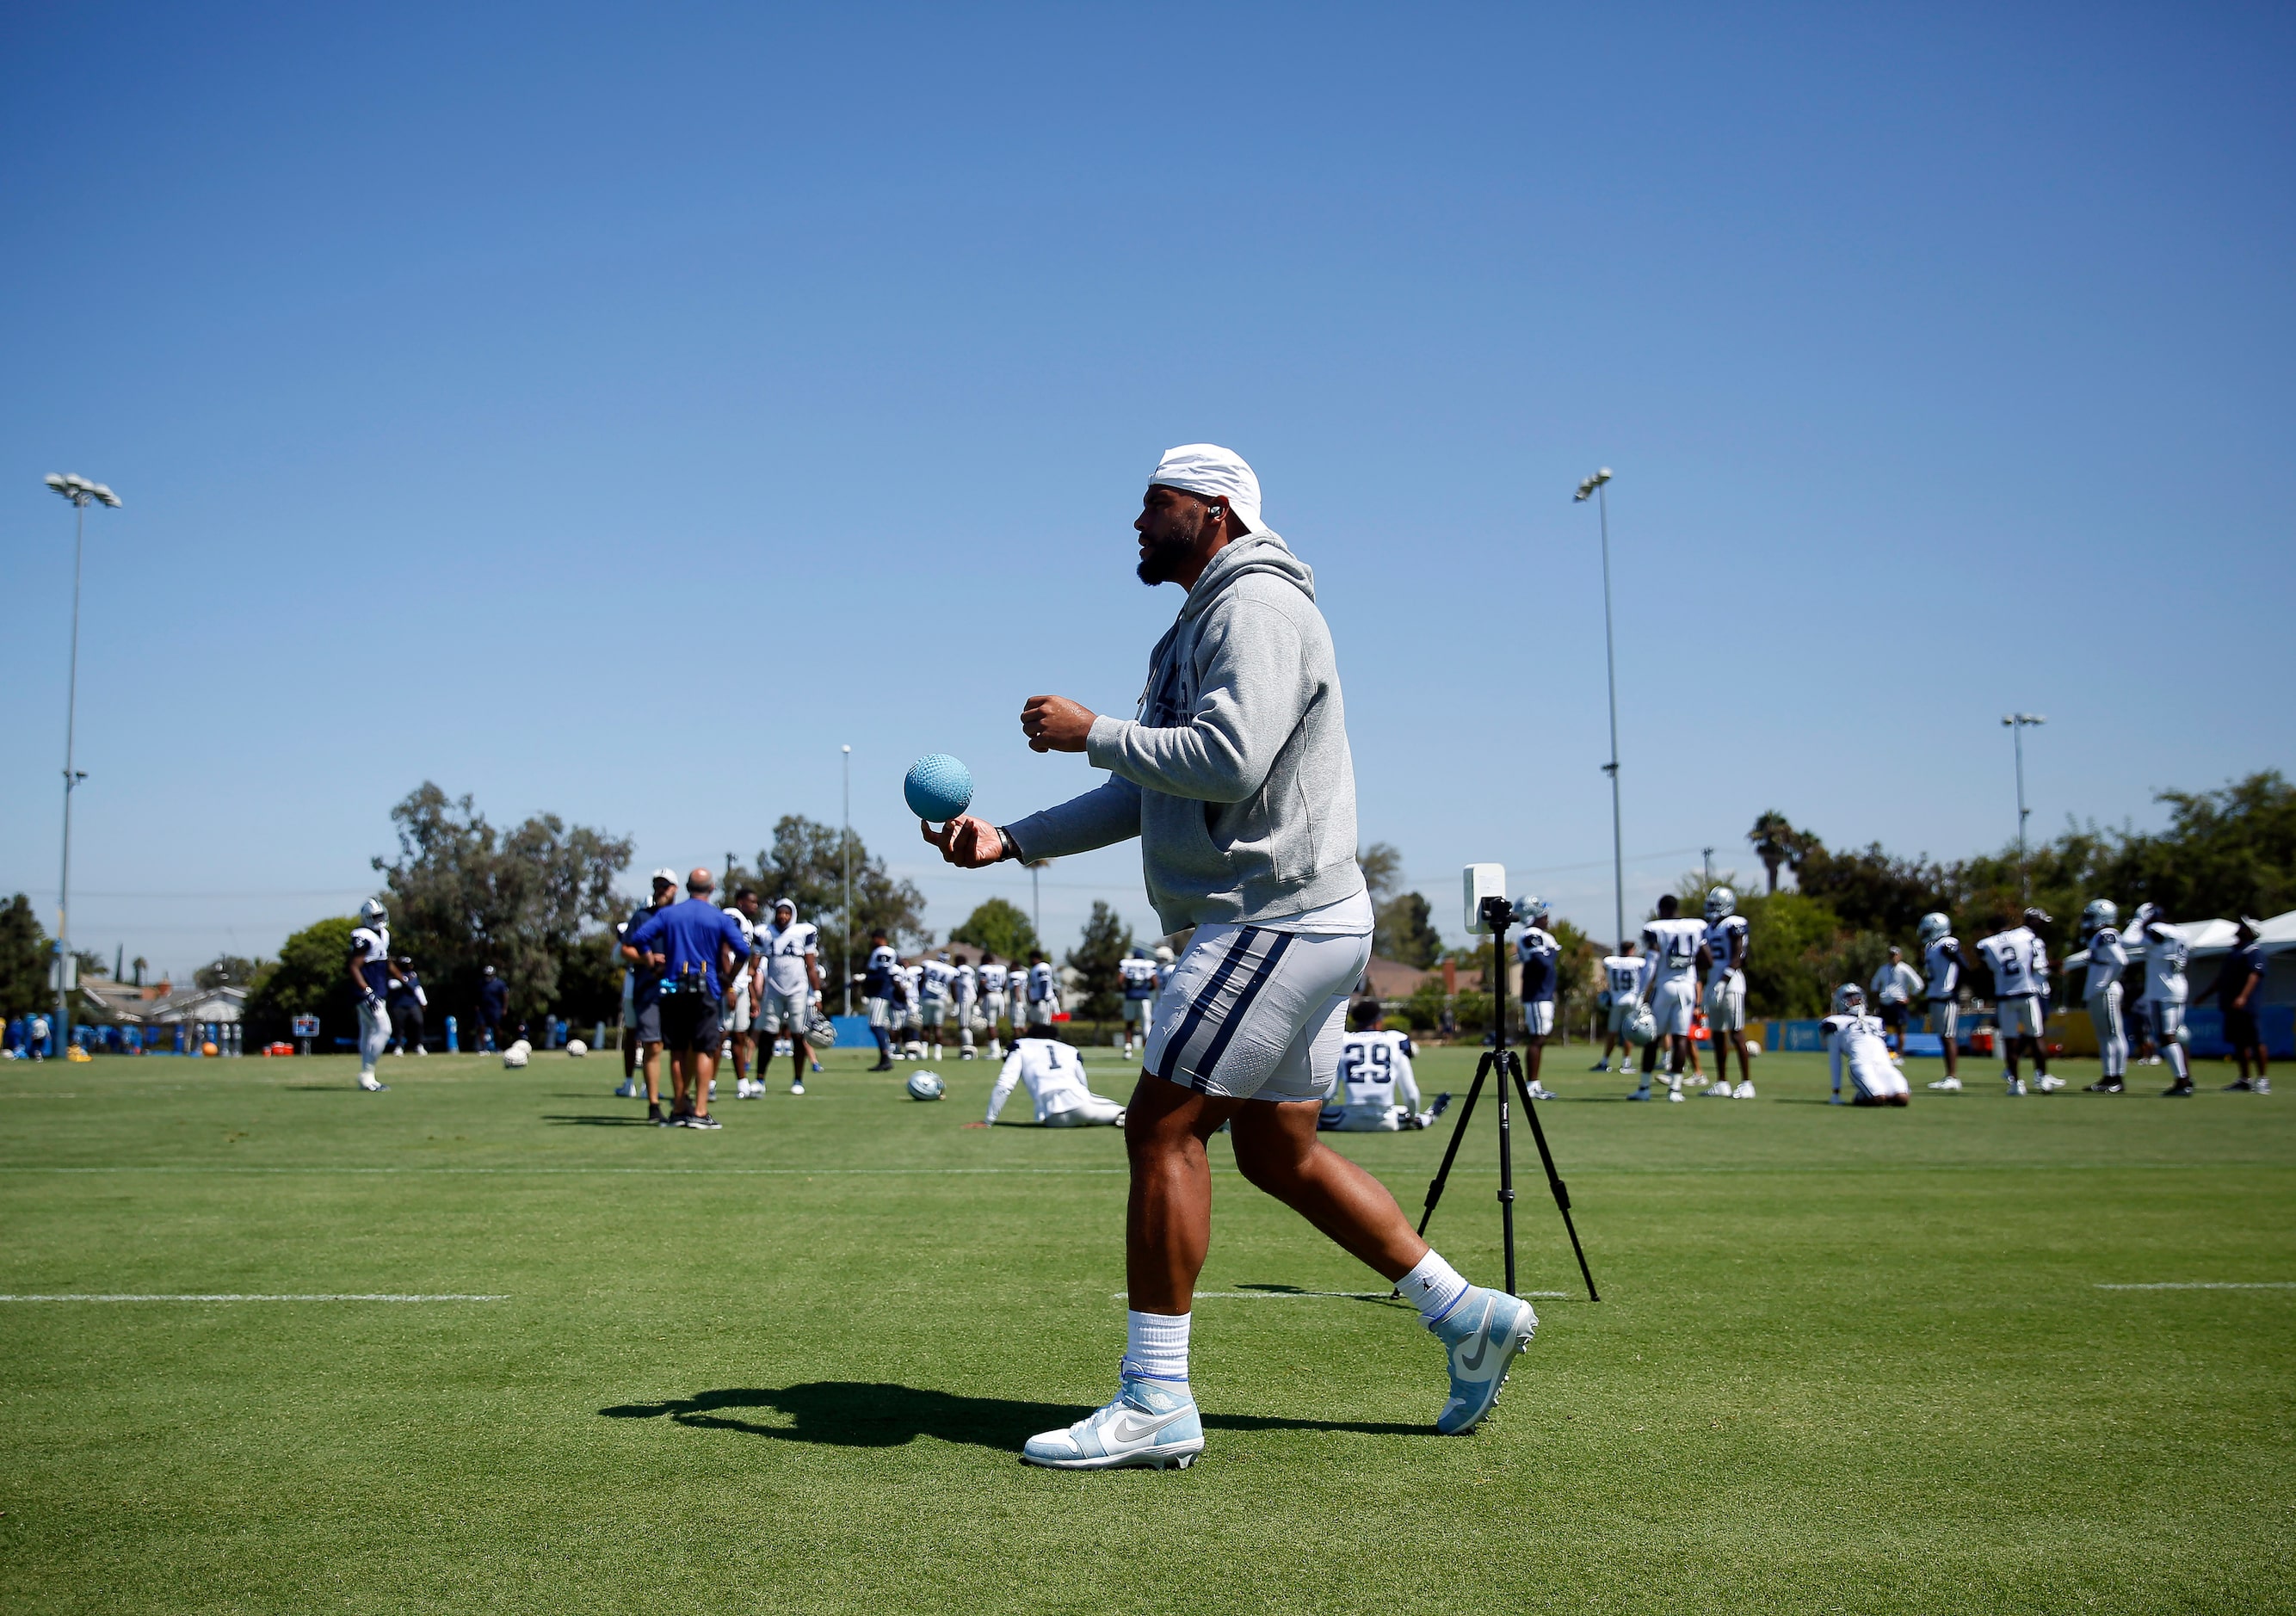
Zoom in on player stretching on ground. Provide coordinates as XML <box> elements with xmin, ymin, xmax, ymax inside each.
<box><xmin>921</xmin><ymin>950</ymin><xmax>958</xmax><ymax>1057</ymax></box>
<box><xmin>754</xmin><ymin>898</ymin><xmax>821</xmax><ymax>1095</ymax></box>
<box><xmin>1632</xmin><ymin>895</ymin><xmax>1705</xmax><ymax>1101</ymax></box>
<box><xmin>929</xmin><ymin>442</ymin><xmax>1535</xmax><ymax>1469</ymax></box>
<box><xmin>1700</xmin><ymin>886</ymin><xmax>1753</xmax><ymax>1097</ymax></box>
<box><xmin>2131</xmin><ymin>904</ymin><xmax>2194</xmax><ymax>1096</ymax></box>
<box><xmin>349</xmin><ymin>897</ymin><xmax>398</xmax><ymax>1092</ymax></box>
<box><xmin>976</xmin><ymin>952</ymin><xmax>1010</xmax><ymax>1058</ymax></box>
<box><xmin>2078</xmin><ymin>899</ymin><xmax>2131</xmax><ymax>1094</ymax></box>
<box><xmin>1976</xmin><ymin>909</ymin><xmax>2059</xmax><ymax>1095</ymax></box>
<box><xmin>971</xmin><ymin>1019</ymin><xmax>1127</xmax><ymax>1130</ymax></box>
<box><xmin>861</xmin><ymin>928</ymin><xmax>898</xmax><ymax>1071</ymax></box>
<box><xmin>1590</xmin><ymin>941</ymin><xmax>1640</xmax><ymax>1076</ymax></box>
<box><xmin>1918</xmin><ymin>913</ymin><xmax>1966</xmax><ymax>1091</ymax></box>
<box><xmin>1320</xmin><ymin>1002</ymin><xmax>1444</xmax><ymax>1130</ymax></box>
<box><xmin>1119</xmin><ymin>946</ymin><xmax>1160</xmax><ymax>1060</ymax></box>
<box><xmin>1514</xmin><ymin>897</ymin><xmax>1559</xmax><ymax>1101</ymax></box>
<box><xmin>1824</xmin><ymin>984</ymin><xmax>1910</xmax><ymax>1106</ymax></box>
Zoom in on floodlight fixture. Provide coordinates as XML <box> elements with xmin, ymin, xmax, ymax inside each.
<box><xmin>1573</xmin><ymin>467</ymin><xmax>1613</xmax><ymax>503</ymax></box>
<box><xmin>2000</xmin><ymin>715</ymin><xmax>2046</xmax><ymax>901</ymax></box>
<box><xmin>43</xmin><ymin>471</ymin><xmax>122</xmax><ymax>1052</ymax></box>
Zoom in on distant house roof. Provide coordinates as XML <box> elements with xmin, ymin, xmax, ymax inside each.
<box><xmin>139</xmin><ymin>985</ymin><xmax>250</xmax><ymax>1025</ymax></box>
<box><xmin>1361</xmin><ymin>957</ymin><xmax>1429</xmax><ymax>999</ymax></box>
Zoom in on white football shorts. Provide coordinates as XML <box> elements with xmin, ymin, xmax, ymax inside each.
<box><xmin>1705</xmin><ymin>971</ymin><xmax>1747</xmax><ymax>1032</ymax></box>
<box><xmin>1145</xmin><ymin>921</ymin><xmax>1373</xmax><ymax>1103</ymax></box>
<box><xmin>864</xmin><ymin>996</ymin><xmax>890</xmax><ymax>1029</ymax></box>
<box><xmin>1522</xmin><ymin>999</ymin><xmax>1554</xmax><ymax>1039</ymax></box>
<box><xmin>1997</xmin><ymin>996</ymin><xmax>2044</xmax><ymax>1039</ymax></box>
<box><xmin>1606</xmin><ymin>999</ymin><xmax>1634</xmax><ymax>1035</ymax></box>
<box><xmin>920</xmin><ymin>1000</ymin><xmax>945</xmax><ymax>1027</ymax></box>
<box><xmin>983</xmin><ymin>992</ymin><xmax>1009</xmax><ymax>1027</ymax></box>
<box><xmin>761</xmin><ymin>991</ymin><xmax>810</xmax><ymax>1034</ymax></box>
<box><xmin>722</xmin><ymin>979</ymin><xmax>752</xmax><ymax>1034</ymax></box>
<box><xmin>2144</xmin><ymin>999</ymin><xmax>2184</xmax><ymax>1043</ymax></box>
<box><xmin>1926</xmin><ymin>1000</ymin><xmax>1957</xmax><ymax>1040</ymax></box>
<box><xmin>1650</xmin><ymin>978</ymin><xmax>1698</xmax><ymax>1039</ymax></box>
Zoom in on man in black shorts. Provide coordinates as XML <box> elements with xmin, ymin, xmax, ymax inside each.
<box><xmin>2213</xmin><ymin>919</ymin><xmax>2272</xmax><ymax>1094</ymax></box>
<box><xmin>623</xmin><ymin>867</ymin><xmax>750</xmax><ymax>1129</ymax></box>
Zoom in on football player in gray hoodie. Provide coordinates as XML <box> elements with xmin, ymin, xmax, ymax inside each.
<box><xmin>929</xmin><ymin>443</ymin><xmax>1535</xmax><ymax>1470</ymax></box>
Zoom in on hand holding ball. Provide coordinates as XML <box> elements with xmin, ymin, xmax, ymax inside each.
<box><xmin>904</xmin><ymin>755</ymin><xmax>974</xmax><ymax>825</ymax></box>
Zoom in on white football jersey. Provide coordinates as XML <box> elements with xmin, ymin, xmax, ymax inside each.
<box><xmin>1329</xmin><ymin>1029</ymin><xmax>1422</xmax><ymax>1114</ymax></box>
<box><xmin>2083</xmin><ymin>927</ymin><xmax>2128</xmax><ymax>998</ymax></box>
<box><xmin>953</xmin><ymin>962</ymin><xmax>977</xmax><ymax>1002</ymax></box>
<box><xmin>1923</xmin><ymin>936</ymin><xmax>1961</xmax><ymax>1000</ymax></box>
<box><xmin>758</xmin><ymin>921</ymin><xmax>818</xmax><ymax>996</ymax></box>
<box><xmin>1602</xmin><ymin>955</ymin><xmax>1643</xmax><ymax>998</ymax></box>
<box><xmin>1641</xmin><ymin>918</ymin><xmax>1706</xmax><ymax>991</ymax></box>
<box><xmin>1703</xmin><ymin>915</ymin><xmax>1749</xmax><ymax>979</ymax></box>
<box><xmin>1824</xmin><ymin>1012</ymin><xmax>1903</xmax><ymax>1099</ymax></box>
<box><xmin>921</xmin><ymin>958</ymin><xmax>958</xmax><ymax>1002</ymax></box>
<box><xmin>1976</xmin><ymin>927</ymin><xmax>2044</xmax><ymax>998</ymax></box>
<box><xmin>1120</xmin><ymin>958</ymin><xmax>1160</xmax><ymax>999</ymax></box>
<box><xmin>985</xmin><ymin>1037</ymin><xmax>1099</xmax><ymax>1124</ymax></box>
<box><xmin>899</xmin><ymin>963</ymin><xmax>923</xmax><ymax>1006</ymax></box>
<box><xmin>1028</xmin><ymin>960</ymin><xmax>1057</xmax><ymax>1003</ymax></box>
<box><xmin>349</xmin><ymin>924</ymin><xmax>391</xmax><ymax>990</ymax></box>
<box><xmin>978</xmin><ymin>961</ymin><xmax>1009</xmax><ymax>996</ymax></box>
<box><xmin>2139</xmin><ymin>922</ymin><xmax>2189</xmax><ymax>1004</ymax></box>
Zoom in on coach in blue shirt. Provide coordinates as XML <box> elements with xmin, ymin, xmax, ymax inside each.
<box><xmin>623</xmin><ymin>867</ymin><xmax>750</xmax><ymax>1129</ymax></box>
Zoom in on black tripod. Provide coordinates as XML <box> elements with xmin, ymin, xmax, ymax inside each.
<box><xmin>1416</xmin><ymin>895</ymin><xmax>1600</xmax><ymax>1301</ymax></box>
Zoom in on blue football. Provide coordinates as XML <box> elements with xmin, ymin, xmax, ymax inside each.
<box><xmin>904</xmin><ymin>754</ymin><xmax>975</xmax><ymax>823</ymax></box>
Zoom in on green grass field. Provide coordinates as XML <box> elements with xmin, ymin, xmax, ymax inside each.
<box><xmin>3</xmin><ymin>1039</ymin><xmax>2289</xmax><ymax>1613</ymax></box>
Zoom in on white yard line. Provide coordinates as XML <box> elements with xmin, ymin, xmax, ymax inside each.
<box><xmin>0</xmin><ymin>1165</ymin><xmax>1128</xmax><ymax>1175</ymax></box>
<box><xmin>1112</xmin><ymin>1290</ymin><xmax>1571</xmax><ymax>1300</ymax></box>
<box><xmin>2094</xmin><ymin>1281</ymin><xmax>2296</xmax><ymax>1291</ymax></box>
<box><xmin>0</xmin><ymin>1293</ymin><xmax>508</xmax><ymax>1303</ymax></box>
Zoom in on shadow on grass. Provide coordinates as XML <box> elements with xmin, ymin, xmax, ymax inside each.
<box><xmin>599</xmin><ymin>1383</ymin><xmax>1426</xmax><ymax>1449</ymax></box>
<box><xmin>541</xmin><ymin>1113</ymin><xmax>656</xmax><ymax>1126</ymax></box>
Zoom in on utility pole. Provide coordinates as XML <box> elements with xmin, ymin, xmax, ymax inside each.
<box><xmin>2002</xmin><ymin>714</ymin><xmax>2046</xmax><ymax>904</ymax></box>
<box><xmin>43</xmin><ymin>474</ymin><xmax>120</xmax><ymax>1053</ymax></box>
<box><xmin>1575</xmin><ymin>468</ymin><xmax>1623</xmax><ymax>948</ymax></box>
<box><xmin>841</xmin><ymin>745</ymin><xmax>854</xmax><ymax>1015</ymax></box>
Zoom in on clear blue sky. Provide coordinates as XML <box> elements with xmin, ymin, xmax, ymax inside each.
<box><xmin>4</xmin><ymin>2</ymin><xmax>2290</xmax><ymax>978</ymax></box>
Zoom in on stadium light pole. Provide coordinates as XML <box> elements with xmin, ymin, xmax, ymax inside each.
<box><xmin>2002</xmin><ymin>713</ymin><xmax>2045</xmax><ymax>903</ymax></box>
<box><xmin>841</xmin><ymin>744</ymin><xmax>853</xmax><ymax>1016</ymax></box>
<box><xmin>43</xmin><ymin>474</ymin><xmax>121</xmax><ymax>1054</ymax></box>
<box><xmin>1575</xmin><ymin>467</ymin><xmax>1624</xmax><ymax>949</ymax></box>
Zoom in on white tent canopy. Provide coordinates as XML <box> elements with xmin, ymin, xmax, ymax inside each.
<box><xmin>2064</xmin><ymin>910</ymin><xmax>2296</xmax><ymax>969</ymax></box>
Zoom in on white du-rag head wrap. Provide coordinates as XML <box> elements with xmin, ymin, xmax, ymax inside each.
<box><xmin>1150</xmin><ymin>443</ymin><xmax>1262</xmax><ymax>534</ymax></box>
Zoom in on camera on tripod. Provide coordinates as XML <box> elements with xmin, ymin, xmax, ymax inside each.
<box><xmin>1461</xmin><ymin>863</ymin><xmax>1535</xmax><ymax>936</ymax></box>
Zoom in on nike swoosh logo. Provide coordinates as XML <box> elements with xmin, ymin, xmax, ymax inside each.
<box><xmin>1459</xmin><ymin>1327</ymin><xmax>1491</xmax><ymax>1374</ymax></box>
<box><xmin>1108</xmin><ymin>1407</ymin><xmax>1187</xmax><ymax>1444</ymax></box>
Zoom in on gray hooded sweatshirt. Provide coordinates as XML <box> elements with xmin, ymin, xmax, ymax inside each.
<box><xmin>1007</xmin><ymin>530</ymin><xmax>1365</xmax><ymax>934</ymax></box>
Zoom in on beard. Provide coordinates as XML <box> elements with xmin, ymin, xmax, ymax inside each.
<box><xmin>1135</xmin><ymin>509</ymin><xmax>1205</xmax><ymax>585</ymax></box>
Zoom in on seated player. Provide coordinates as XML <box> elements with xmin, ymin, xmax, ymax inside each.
<box><xmin>1824</xmin><ymin>984</ymin><xmax>1910</xmax><ymax>1106</ymax></box>
<box><xmin>1319</xmin><ymin>1002</ymin><xmax>1445</xmax><ymax>1132</ymax></box>
<box><xmin>969</xmin><ymin>1021</ymin><xmax>1126</xmax><ymax>1129</ymax></box>
<box><xmin>1119</xmin><ymin>946</ymin><xmax>1161</xmax><ymax>1060</ymax></box>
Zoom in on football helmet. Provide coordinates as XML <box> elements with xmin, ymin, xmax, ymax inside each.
<box><xmin>1704</xmin><ymin>886</ymin><xmax>1737</xmax><ymax>922</ymax></box>
<box><xmin>359</xmin><ymin>897</ymin><xmax>387</xmax><ymax>928</ymax></box>
<box><xmin>1832</xmin><ymin>982</ymin><xmax>1867</xmax><ymax>1015</ymax></box>
<box><xmin>1917</xmin><ymin>912</ymin><xmax>1952</xmax><ymax>947</ymax></box>
<box><xmin>905</xmin><ymin>1070</ymin><xmax>946</xmax><ymax>1101</ymax></box>
<box><xmin>2078</xmin><ymin>898</ymin><xmax>2118</xmax><ymax>940</ymax></box>
<box><xmin>2022</xmin><ymin>907</ymin><xmax>2052</xmax><ymax>931</ymax></box>
<box><xmin>1623</xmin><ymin>1001</ymin><xmax>1657</xmax><ymax>1046</ymax></box>
<box><xmin>1154</xmin><ymin>945</ymin><xmax>1176</xmax><ymax>964</ymax></box>
<box><xmin>1515</xmin><ymin>894</ymin><xmax>1550</xmax><ymax>925</ymax></box>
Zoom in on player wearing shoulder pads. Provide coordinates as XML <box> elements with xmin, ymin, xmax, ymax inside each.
<box><xmin>921</xmin><ymin>951</ymin><xmax>959</xmax><ymax>1055</ymax></box>
<box><xmin>348</xmin><ymin>897</ymin><xmax>398</xmax><ymax>1092</ymax></box>
<box><xmin>952</xmin><ymin>955</ymin><xmax>979</xmax><ymax>1059</ymax></box>
<box><xmin>754</xmin><ymin>899</ymin><xmax>822</xmax><ymax>1093</ymax></box>
<box><xmin>725</xmin><ymin>891</ymin><xmax>762</xmax><ymax>1096</ymax></box>
<box><xmin>897</xmin><ymin>962</ymin><xmax>926</xmax><ymax>1058</ymax></box>
<box><xmin>2078</xmin><ymin>899</ymin><xmax>2130</xmax><ymax>1092</ymax></box>
<box><xmin>1026</xmin><ymin>953</ymin><xmax>1060</xmax><ymax>1022</ymax></box>
<box><xmin>2132</xmin><ymin>904</ymin><xmax>2194</xmax><ymax>1093</ymax></box>
<box><xmin>1917</xmin><ymin>913</ymin><xmax>1965</xmax><ymax>1089</ymax></box>
<box><xmin>976</xmin><ymin>1033</ymin><xmax>1126</xmax><ymax>1128</ymax></box>
<box><xmin>1513</xmin><ymin>897</ymin><xmax>1560</xmax><ymax>1100</ymax></box>
<box><xmin>861</xmin><ymin>930</ymin><xmax>898</xmax><ymax>1070</ymax></box>
<box><xmin>1700</xmin><ymin>887</ymin><xmax>1753</xmax><ymax>1097</ymax></box>
<box><xmin>1632</xmin><ymin>896</ymin><xmax>1704</xmax><ymax>1102</ymax></box>
<box><xmin>976</xmin><ymin>953</ymin><xmax>1010</xmax><ymax>1059</ymax></box>
<box><xmin>1592</xmin><ymin>942</ymin><xmax>1641</xmax><ymax>1076</ymax></box>
<box><xmin>1824</xmin><ymin>984</ymin><xmax>1909</xmax><ymax>1106</ymax></box>
<box><xmin>1319</xmin><ymin>1005</ymin><xmax>1441</xmax><ymax>1131</ymax></box>
<box><xmin>1120</xmin><ymin>947</ymin><xmax>1162</xmax><ymax>1060</ymax></box>
<box><xmin>1975</xmin><ymin>909</ymin><xmax>2058</xmax><ymax>1095</ymax></box>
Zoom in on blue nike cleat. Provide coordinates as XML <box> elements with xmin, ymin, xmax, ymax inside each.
<box><xmin>1429</xmin><ymin>1286</ymin><xmax>1538</xmax><ymax>1434</ymax></box>
<box><xmin>1021</xmin><ymin>1367</ymin><xmax>1204</xmax><ymax>1471</ymax></box>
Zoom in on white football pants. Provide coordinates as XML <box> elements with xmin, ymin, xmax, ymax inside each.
<box><xmin>357</xmin><ymin>999</ymin><xmax>392</xmax><ymax>1075</ymax></box>
<box><xmin>2088</xmin><ymin>984</ymin><xmax>2126</xmax><ymax>1078</ymax></box>
<box><xmin>1043</xmin><ymin>1094</ymin><xmax>1126</xmax><ymax>1127</ymax></box>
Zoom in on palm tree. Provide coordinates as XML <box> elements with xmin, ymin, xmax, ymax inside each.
<box><xmin>1748</xmin><ymin>811</ymin><xmax>1807</xmax><ymax>895</ymax></box>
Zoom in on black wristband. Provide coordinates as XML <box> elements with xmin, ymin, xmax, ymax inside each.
<box><xmin>997</xmin><ymin>828</ymin><xmax>1020</xmax><ymax>863</ymax></box>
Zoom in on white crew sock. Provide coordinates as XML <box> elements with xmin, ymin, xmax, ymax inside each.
<box><xmin>1125</xmin><ymin>1310</ymin><xmax>1190</xmax><ymax>1383</ymax></box>
<box><xmin>1397</xmin><ymin>1249</ymin><xmax>1471</xmax><ymax>1323</ymax></box>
